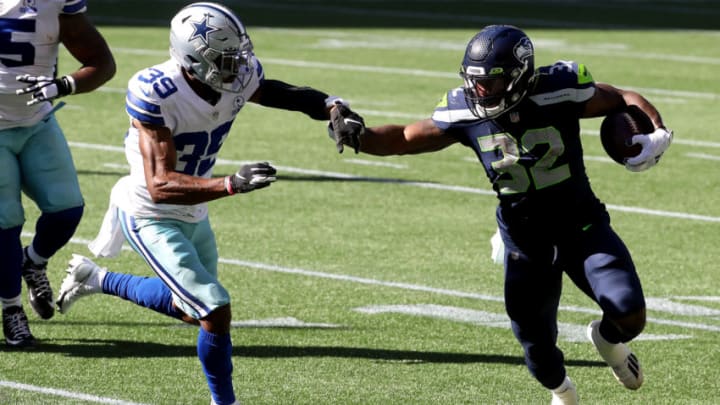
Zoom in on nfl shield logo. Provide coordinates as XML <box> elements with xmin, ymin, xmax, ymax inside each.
<box><xmin>510</xmin><ymin>112</ymin><xmax>520</xmax><ymax>123</ymax></box>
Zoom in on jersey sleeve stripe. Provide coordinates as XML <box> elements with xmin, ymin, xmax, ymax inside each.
<box><xmin>126</xmin><ymin>91</ymin><xmax>164</xmax><ymax>126</ymax></box>
<box><xmin>528</xmin><ymin>86</ymin><xmax>595</xmax><ymax>106</ymax></box>
<box><xmin>62</xmin><ymin>0</ymin><xmax>87</xmax><ymax>14</ymax></box>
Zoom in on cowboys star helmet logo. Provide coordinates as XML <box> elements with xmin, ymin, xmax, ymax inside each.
<box><xmin>188</xmin><ymin>13</ymin><xmax>219</xmax><ymax>45</ymax></box>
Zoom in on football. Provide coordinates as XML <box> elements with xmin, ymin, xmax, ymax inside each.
<box><xmin>599</xmin><ymin>105</ymin><xmax>654</xmax><ymax>164</ymax></box>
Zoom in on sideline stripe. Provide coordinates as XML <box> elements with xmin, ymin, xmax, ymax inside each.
<box><xmin>0</xmin><ymin>381</ymin><xmax>147</xmax><ymax>405</ymax></box>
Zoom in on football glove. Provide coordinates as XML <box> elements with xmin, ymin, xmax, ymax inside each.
<box><xmin>328</xmin><ymin>102</ymin><xmax>365</xmax><ymax>154</ymax></box>
<box><xmin>16</xmin><ymin>75</ymin><xmax>76</xmax><ymax>106</ymax></box>
<box><xmin>225</xmin><ymin>162</ymin><xmax>277</xmax><ymax>195</ymax></box>
<box><xmin>624</xmin><ymin>127</ymin><xmax>673</xmax><ymax>172</ymax></box>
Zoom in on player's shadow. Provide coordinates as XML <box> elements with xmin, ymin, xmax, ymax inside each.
<box><xmin>27</xmin><ymin>338</ymin><xmax>604</xmax><ymax>367</ymax></box>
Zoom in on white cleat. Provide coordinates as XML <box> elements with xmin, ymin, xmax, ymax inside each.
<box><xmin>587</xmin><ymin>320</ymin><xmax>643</xmax><ymax>390</ymax></box>
<box><xmin>550</xmin><ymin>376</ymin><xmax>578</xmax><ymax>405</ymax></box>
<box><xmin>56</xmin><ymin>254</ymin><xmax>106</xmax><ymax>314</ymax></box>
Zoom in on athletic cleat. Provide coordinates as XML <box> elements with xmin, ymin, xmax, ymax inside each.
<box><xmin>22</xmin><ymin>247</ymin><xmax>55</xmax><ymax>320</ymax></box>
<box><xmin>56</xmin><ymin>254</ymin><xmax>104</xmax><ymax>314</ymax></box>
<box><xmin>587</xmin><ymin>320</ymin><xmax>644</xmax><ymax>390</ymax></box>
<box><xmin>550</xmin><ymin>377</ymin><xmax>578</xmax><ymax>405</ymax></box>
<box><xmin>3</xmin><ymin>306</ymin><xmax>36</xmax><ymax>348</ymax></box>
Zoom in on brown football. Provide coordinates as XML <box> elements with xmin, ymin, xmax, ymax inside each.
<box><xmin>599</xmin><ymin>105</ymin><xmax>654</xmax><ymax>164</ymax></box>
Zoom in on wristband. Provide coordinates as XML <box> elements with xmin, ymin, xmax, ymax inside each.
<box><xmin>325</xmin><ymin>96</ymin><xmax>349</xmax><ymax>108</ymax></box>
<box><xmin>224</xmin><ymin>176</ymin><xmax>235</xmax><ymax>195</ymax></box>
<box><xmin>63</xmin><ymin>75</ymin><xmax>77</xmax><ymax>95</ymax></box>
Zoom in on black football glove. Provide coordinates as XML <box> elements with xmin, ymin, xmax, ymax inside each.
<box><xmin>226</xmin><ymin>162</ymin><xmax>277</xmax><ymax>194</ymax></box>
<box><xmin>16</xmin><ymin>75</ymin><xmax>75</xmax><ymax>106</ymax></box>
<box><xmin>329</xmin><ymin>103</ymin><xmax>365</xmax><ymax>154</ymax></box>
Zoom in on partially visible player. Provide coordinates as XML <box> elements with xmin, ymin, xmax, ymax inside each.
<box><xmin>55</xmin><ymin>2</ymin><xmax>362</xmax><ymax>404</ymax></box>
<box><xmin>329</xmin><ymin>25</ymin><xmax>672</xmax><ymax>404</ymax></box>
<box><xmin>0</xmin><ymin>0</ymin><xmax>115</xmax><ymax>347</ymax></box>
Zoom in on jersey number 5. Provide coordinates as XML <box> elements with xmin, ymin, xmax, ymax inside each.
<box><xmin>0</xmin><ymin>19</ymin><xmax>36</xmax><ymax>67</ymax></box>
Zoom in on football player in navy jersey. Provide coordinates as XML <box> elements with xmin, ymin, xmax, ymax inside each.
<box><xmin>55</xmin><ymin>2</ymin><xmax>361</xmax><ymax>404</ymax></box>
<box><xmin>329</xmin><ymin>25</ymin><xmax>672</xmax><ymax>404</ymax></box>
<box><xmin>0</xmin><ymin>0</ymin><xmax>115</xmax><ymax>347</ymax></box>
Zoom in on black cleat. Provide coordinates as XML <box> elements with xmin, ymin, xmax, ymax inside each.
<box><xmin>2</xmin><ymin>306</ymin><xmax>36</xmax><ymax>348</ymax></box>
<box><xmin>22</xmin><ymin>247</ymin><xmax>55</xmax><ymax>320</ymax></box>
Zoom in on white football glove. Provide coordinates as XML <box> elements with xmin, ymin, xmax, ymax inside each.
<box><xmin>624</xmin><ymin>127</ymin><xmax>673</xmax><ymax>172</ymax></box>
<box><xmin>16</xmin><ymin>74</ymin><xmax>76</xmax><ymax>106</ymax></box>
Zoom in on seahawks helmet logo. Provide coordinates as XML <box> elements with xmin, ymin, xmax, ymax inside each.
<box><xmin>513</xmin><ymin>37</ymin><xmax>533</xmax><ymax>64</ymax></box>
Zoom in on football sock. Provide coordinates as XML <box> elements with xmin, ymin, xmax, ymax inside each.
<box><xmin>592</xmin><ymin>322</ymin><xmax>627</xmax><ymax>365</ymax></box>
<box><xmin>0</xmin><ymin>295</ymin><xmax>23</xmax><ymax>309</ymax></box>
<box><xmin>32</xmin><ymin>206</ymin><xmax>83</xmax><ymax>258</ymax></box>
<box><xmin>102</xmin><ymin>273</ymin><xmax>184</xmax><ymax>320</ymax></box>
<box><xmin>198</xmin><ymin>328</ymin><xmax>235</xmax><ymax>405</ymax></box>
<box><xmin>25</xmin><ymin>244</ymin><xmax>47</xmax><ymax>266</ymax></box>
<box><xmin>551</xmin><ymin>376</ymin><xmax>573</xmax><ymax>393</ymax></box>
<box><xmin>0</xmin><ymin>226</ymin><xmax>23</xmax><ymax>298</ymax></box>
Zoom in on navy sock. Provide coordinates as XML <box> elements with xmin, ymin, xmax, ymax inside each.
<box><xmin>102</xmin><ymin>272</ymin><xmax>183</xmax><ymax>320</ymax></box>
<box><xmin>0</xmin><ymin>226</ymin><xmax>23</xmax><ymax>298</ymax></box>
<box><xmin>32</xmin><ymin>206</ymin><xmax>83</xmax><ymax>257</ymax></box>
<box><xmin>198</xmin><ymin>328</ymin><xmax>235</xmax><ymax>405</ymax></box>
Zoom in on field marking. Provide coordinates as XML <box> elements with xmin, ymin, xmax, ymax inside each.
<box><xmin>30</xmin><ymin>233</ymin><xmax>720</xmax><ymax>335</ymax></box>
<box><xmin>108</xmin><ymin>47</ymin><xmax>720</xmax><ymax>101</ymax></box>
<box><xmin>355</xmin><ymin>304</ymin><xmax>692</xmax><ymax>342</ymax></box>
<box><xmin>231</xmin><ymin>317</ymin><xmax>343</xmax><ymax>329</ymax></box>
<box><xmin>686</xmin><ymin>152</ymin><xmax>720</xmax><ymax>161</ymax></box>
<box><xmin>343</xmin><ymin>158</ymin><xmax>408</xmax><ymax>169</ymax></box>
<box><xmin>69</xmin><ymin>141</ymin><xmax>720</xmax><ymax>223</ymax></box>
<box><xmin>0</xmin><ymin>380</ymin><xmax>147</xmax><ymax>405</ymax></box>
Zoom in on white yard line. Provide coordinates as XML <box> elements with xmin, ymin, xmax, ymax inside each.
<box><xmin>0</xmin><ymin>381</ymin><xmax>147</xmax><ymax>405</ymax></box>
<box><xmin>69</xmin><ymin>141</ymin><xmax>720</xmax><ymax>223</ymax></box>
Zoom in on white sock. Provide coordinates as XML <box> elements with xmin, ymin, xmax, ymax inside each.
<box><xmin>552</xmin><ymin>376</ymin><xmax>573</xmax><ymax>394</ymax></box>
<box><xmin>1</xmin><ymin>295</ymin><xmax>23</xmax><ymax>309</ymax></box>
<box><xmin>26</xmin><ymin>245</ymin><xmax>48</xmax><ymax>265</ymax></box>
<box><xmin>87</xmin><ymin>267</ymin><xmax>107</xmax><ymax>290</ymax></box>
<box><xmin>591</xmin><ymin>323</ymin><xmax>628</xmax><ymax>365</ymax></box>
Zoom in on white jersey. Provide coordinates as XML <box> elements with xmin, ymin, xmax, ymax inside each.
<box><xmin>0</xmin><ymin>0</ymin><xmax>86</xmax><ymax>129</ymax></box>
<box><xmin>121</xmin><ymin>57</ymin><xmax>264</xmax><ymax>222</ymax></box>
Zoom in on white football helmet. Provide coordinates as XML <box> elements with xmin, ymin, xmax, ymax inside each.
<box><xmin>169</xmin><ymin>2</ymin><xmax>254</xmax><ymax>92</ymax></box>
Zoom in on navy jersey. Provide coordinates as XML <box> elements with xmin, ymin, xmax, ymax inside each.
<box><xmin>432</xmin><ymin>60</ymin><xmax>606</xmax><ymax>230</ymax></box>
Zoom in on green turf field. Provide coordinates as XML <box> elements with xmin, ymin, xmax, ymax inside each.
<box><xmin>2</xmin><ymin>1</ymin><xmax>719</xmax><ymax>404</ymax></box>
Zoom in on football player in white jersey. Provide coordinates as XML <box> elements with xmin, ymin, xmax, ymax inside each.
<box><xmin>0</xmin><ymin>0</ymin><xmax>115</xmax><ymax>347</ymax></box>
<box><xmin>55</xmin><ymin>2</ymin><xmax>363</xmax><ymax>404</ymax></box>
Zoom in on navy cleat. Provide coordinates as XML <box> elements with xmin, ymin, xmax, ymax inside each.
<box><xmin>3</xmin><ymin>306</ymin><xmax>36</xmax><ymax>348</ymax></box>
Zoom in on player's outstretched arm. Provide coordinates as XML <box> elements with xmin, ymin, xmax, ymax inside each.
<box><xmin>250</xmin><ymin>79</ymin><xmax>350</xmax><ymax>121</ymax></box>
<box><xmin>330</xmin><ymin>105</ymin><xmax>458</xmax><ymax>156</ymax></box>
<box><xmin>135</xmin><ymin>120</ymin><xmax>275</xmax><ymax>204</ymax></box>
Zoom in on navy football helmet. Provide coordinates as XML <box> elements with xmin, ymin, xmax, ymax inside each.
<box><xmin>460</xmin><ymin>25</ymin><xmax>535</xmax><ymax>119</ymax></box>
<box><xmin>169</xmin><ymin>2</ymin><xmax>254</xmax><ymax>92</ymax></box>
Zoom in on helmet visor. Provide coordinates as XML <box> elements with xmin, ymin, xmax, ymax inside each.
<box><xmin>215</xmin><ymin>49</ymin><xmax>253</xmax><ymax>83</ymax></box>
<box><xmin>463</xmin><ymin>74</ymin><xmax>507</xmax><ymax>108</ymax></box>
